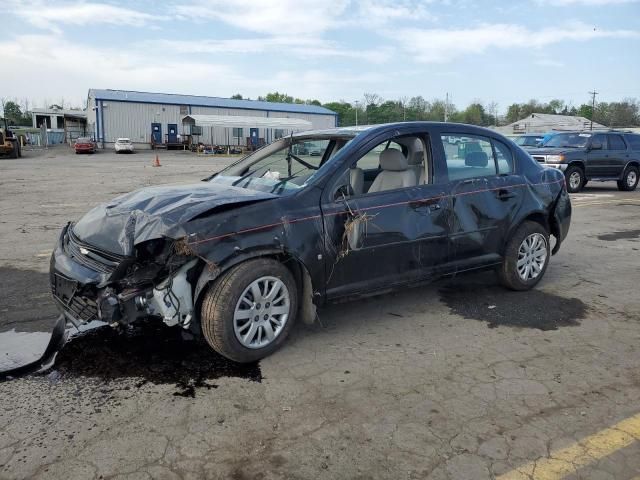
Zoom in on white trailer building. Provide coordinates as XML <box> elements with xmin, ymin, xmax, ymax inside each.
<box><xmin>86</xmin><ymin>89</ymin><xmax>337</xmax><ymax>149</ymax></box>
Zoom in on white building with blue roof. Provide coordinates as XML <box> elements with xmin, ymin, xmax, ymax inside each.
<box><xmin>86</xmin><ymin>89</ymin><xmax>337</xmax><ymax>149</ymax></box>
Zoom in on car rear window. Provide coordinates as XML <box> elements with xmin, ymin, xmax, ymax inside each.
<box><xmin>608</xmin><ymin>134</ymin><xmax>627</xmax><ymax>150</ymax></box>
<box><xmin>76</xmin><ymin>137</ymin><xmax>90</xmax><ymax>143</ymax></box>
<box><xmin>117</xmin><ymin>139</ymin><xmax>131</xmax><ymax>143</ymax></box>
<box><xmin>441</xmin><ymin>134</ymin><xmax>497</xmax><ymax>180</ymax></box>
<box><xmin>493</xmin><ymin>139</ymin><xmax>514</xmax><ymax>174</ymax></box>
<box><xmin>624</xmin><ymin>134</ymin><xmax>640</xmax><ymax>151</ymax></box>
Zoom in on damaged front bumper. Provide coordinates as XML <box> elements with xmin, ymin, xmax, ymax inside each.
<box><xmin>50</xmin><ymin>224</ymin><xmax>197</xmax><ymax>329</ymax></box>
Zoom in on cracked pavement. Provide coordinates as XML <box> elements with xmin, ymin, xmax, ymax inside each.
<box><xmin>1</xmin><ymin>147</ymin><xmax>639</xmax><ymax>479</ymax></box>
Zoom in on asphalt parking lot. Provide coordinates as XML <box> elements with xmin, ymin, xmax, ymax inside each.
<box><xmin>1</xmin><ymin>147</ymin><xmax>639</xmax><ymax>480</ymax></box>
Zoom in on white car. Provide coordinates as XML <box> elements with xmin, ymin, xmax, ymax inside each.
<box><xmin>115</xmin><ymin>138</ymin><xmax>134</xmax><ymax>153</ymax></box>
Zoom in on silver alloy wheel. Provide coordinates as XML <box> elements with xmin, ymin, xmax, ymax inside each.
<box><xmin>233</xmin><ymin>276</ymin><xmax>290</xmax><ymax>349</ymax></box>
<box><xmin>627</xmin><ymin>170</ymin><xmax>637</xmax><ymax>187</ymax></box>
<box><xmin>569</xmin><ymin>171</ymin><xmax>582</xmax><ymax>190</ymax></box>
<box><xmin>516</xmin><ymin>233</ymin><xmax>548</xmax><ymax>281</ymax></box>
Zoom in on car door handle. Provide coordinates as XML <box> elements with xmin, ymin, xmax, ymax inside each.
<box><xmin>495</xmin><ymin>189</ymin><xmax>516</xmax><ymax>200</ymax></box>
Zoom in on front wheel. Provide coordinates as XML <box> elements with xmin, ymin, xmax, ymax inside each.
<box><xmin>564</xmin><ymin>165</ymin><xmax>585</xmax><ymax>193</ymax></box>
<box><xmin>201</xmin><ymin>259</ymin><xmax>298</xmax><ymax>363</ymax></box>
<box><xmin>498</xmin><ymin>221</ymin><xmax>550</xmax><ymax>291</ymax></box>
<box><xmin>617</xmin><ymin>166</ymin><xmax>639</xmax><ymax>191</ymax></box>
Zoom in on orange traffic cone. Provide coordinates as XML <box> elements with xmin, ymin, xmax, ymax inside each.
<box><xmin>153</xmin><ymin>154</ymin><xmax>161</xmax><ymax>167</ymax></box>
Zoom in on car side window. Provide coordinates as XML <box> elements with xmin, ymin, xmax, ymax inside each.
<box><xmin>441</xmin><ymin>134</ymin><xmax>497</xmax><ymax>181</ymax></box>
<box><xmin>591</xmin><ymin>134</ymin><xmax>608</xmax><ymax>150</ymax></box>
<box><xmin>625</xmin><ymin>134</ymin><xmax>640</xmax><ymax>151</ymax></box>
<box><xmin>332</xmin><ymin>136</ymin><xmax>430</xmax><ymax>200</ymax></box>
<box><xmin>492</xmin><ymin>140</ymin><xmax>514</xmax><ymax>174</ymax></box>
<box><xmin>608</xmin><ymin>134</ymin><xmax>627</xmax><ymax>150</ymax></box>
<box><xmin>357</xmin><ymin>140</ymin><xmax>403</xmax><ymax>170</ymax></box>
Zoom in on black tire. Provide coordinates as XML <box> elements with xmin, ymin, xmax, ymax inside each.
<box><xmin>9</xmin><ymin>142</ymin><xmax>18</xmax><ymax>159</ymax></box>
<box><xmin>17</xmin><ymin>143</ymin><xmax>22</xmax><ymax>158</ymax></box>
<box><xmin>201</xmin><ymin>259</ymin><xmax>298</xmax><ymax>363</ymax></box>
<box><xmin>498</xmin><ymin>221</ymin><xmax>551</xmax><ymax>291</ymax></box>
<box><xmin>564</xmin><ymin>165</ymin><xmax>585</xmax><ymax>193</ymax></box>
<box><xmin>617</xmin><ymin>165</ymin><xmax>639</xmax><ymax>191</ymax></box>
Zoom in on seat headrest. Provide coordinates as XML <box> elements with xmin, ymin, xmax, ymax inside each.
<box><xmin>465</xmin><ymin>151</ymin><xmax>489</xmax><ymax>167</ymax></box>
<box><xmin>408</xmin><ymin>139</ymin><xmax>424</xmax><ymax>166</ymax></box>
<box><xmin>379</xmin><ymin>148</ymin><xmax>408</xmax><ymax>171</ymax></box>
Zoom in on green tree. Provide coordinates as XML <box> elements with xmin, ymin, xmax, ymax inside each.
<box><xmin>261</xmin><ymin>92</ymin><xmax>294</xmax><ymax>103</ymax></box>
<box><xmin>548</xmin><ymin>99</ymin><xmax>565</xmax><ymax>114</ymax></box>
<box><xmin>577</xmin><ymin>104</ymin><xmax>593</xmax><ymax>120</ymax></box>
<box><xmin>323</xmin><ymin>101</ymin><xmax>356</xmax><ymax>126</ymax></box>
<box><xmin>230</xmin><ymin>93</ymin><xmax>243</xmax><ymax>100</ymax></box>
<box><xmin>429</xmin><ymin>99</ymin><xmax>450</xmax><ymax>121</ymax></box>
<box><xmin>1</xmin><ymin>100</ymin><xmax>25</xmax><ymax>126</ymax></box>
<box><xmin>462</xmin><ymin>102</ymin><xmax>488</xmax><ymax>125</ymax></box>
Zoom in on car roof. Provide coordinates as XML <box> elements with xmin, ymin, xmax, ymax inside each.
<box><xmin>292</xmin><ymin>121</ymin><xmax>506</xmax><ymax>140</ymax></box>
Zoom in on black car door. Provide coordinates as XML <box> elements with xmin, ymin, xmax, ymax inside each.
<box><xmin>435</xmin><ymin>132</ymin><xmax>525</xmax><ymax>271</ymax></box>
<box><xmin>585</xmin><ymin>133</ymin><xmax>609</xmax><ymax>177</ymax></box>
<box><xmin>320</xmin><ymin>132</ymin><xmax>450</xmax><ymax>300</ymax></box>
<box><xmin>607</xmin><ymin>134</ymin><xmax>630</xmax><ymax>177</ymax></box>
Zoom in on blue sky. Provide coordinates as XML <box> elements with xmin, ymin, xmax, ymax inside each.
<box><xmin>2</xmin><ymin>0</ymin><xmax>639</xmax><ymax>113</ymax></box>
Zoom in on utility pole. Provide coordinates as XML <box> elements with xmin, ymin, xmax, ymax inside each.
<box><xmin>444</xmin><ymin>93</ymin><xmax>449</xmax><ymax>122</ymax></box>
<box><xmin>354</xmin><ymin>101</ymin><xmax>360</xmax><ymax>126</ymax></box>
<box><xmin>588</xmin><ymin>90</ymin><xmax>598</xmax><ymax>131</ymax></box>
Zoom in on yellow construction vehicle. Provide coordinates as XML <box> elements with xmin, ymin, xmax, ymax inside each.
<box><xmin>0</xmin><ymin>126</ymin><xmax>22</xmax><ymax>158</ymax></box>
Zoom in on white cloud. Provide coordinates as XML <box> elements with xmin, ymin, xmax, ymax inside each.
<box><xmin>176</xmin><ymin>0</ymin><xmax>437</xmax><ymax>35</ymax></box>
<box><xmin>354</xmin><ymin>0</ymin><xmax>436</xmax><ymax>25</ymax></box>
<box><xmin>534</xmin><ymin>58</ymin><xmax>565</xmax><ymax>67</ymax></box>
<box><xmin>536</xmin><ymin>0</ymin><xmax>639</xmax><ymax>5</ymax></box>
<box><xmin>0</xmin><ymin>34</ymin><xmax>387</xmax><ymax>105</ymax></box>
<box><xmin>175</xmin><ymin>0</ymin><xmax>349</xmax><ymax>36</ymax></box>
<box><xmin>396</xmin><ymin>22</ymin><xmax>640</xmax><ymax>63</ymax></box>
<box><xmin>10</xmin><ymin>1</ymin><xmax>166</xmax><ymax>32</ymax></box>
<box><xmin>148</xmin><ymin>37</ymin><xmax>392</xmax><ymax>63</ymax></box>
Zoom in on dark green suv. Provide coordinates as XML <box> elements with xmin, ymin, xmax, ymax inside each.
<box><xmin>528</xmin><ymin>131</ymin><xmax>640</xmax><ymax>193</ymax></box>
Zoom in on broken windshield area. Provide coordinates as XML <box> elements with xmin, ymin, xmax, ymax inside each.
<box><xmin>209</xmin><ymin>138</ymin><xmax>334</xmax><ymax>195</ymax></box>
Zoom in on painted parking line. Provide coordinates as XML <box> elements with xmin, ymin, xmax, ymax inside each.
<box><xmin>573</xmin><ymin>199</ymin><xmax>640</xmax><ymax>207</ymax></box>
<box><xmin>497</xmin><ymin>412</ymin><xmax>640</xmax><ymax>480</ymax></box>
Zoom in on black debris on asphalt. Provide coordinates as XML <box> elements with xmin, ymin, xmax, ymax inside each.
<box><xmin>597</xmin><ymin>229</ymin><xmax>640</xmax><ymax>241</ymax></box>
<box><xmin>439</xmin><ymin>277</ymin><xmax>587</xmax><ymax>331</ymax></box>
<box><xmin>50</xmin><ymin>319</ymin><xmax>262</xmax><ymax>395</ymax></box>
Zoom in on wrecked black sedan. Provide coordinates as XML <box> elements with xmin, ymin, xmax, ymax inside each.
<box><xmin>50</xmin><ymin>122</ymin><xmax>571</xmax><ymax>362</ymax></box>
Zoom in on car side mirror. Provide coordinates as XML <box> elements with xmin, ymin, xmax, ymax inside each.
<box><xmin>589</xmin><ymin>142</ymin><xmax>602</xmax><ymax>150</ymax></box>
<box><xmin>334</xmin><ymin>184</ymin><xmax>353</xmax><ymax>202</ymax></box>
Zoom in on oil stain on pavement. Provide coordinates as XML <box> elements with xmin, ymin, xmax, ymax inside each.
<box><xmin>1</xmin><ymin>267</ymin><xmax>261</xmax><ymax>395</ymax></box>
<box><xmin>52</xmin><ymin>321</ymin><xmax>262</xmax><ymax>397</ymax></box>
<box><xmin>439</xmin><ymin>277</ymin><xmax>587</xmax><ymax>330</ymax></box>
<box><xmin>597</xmin><ymin>229</ymin><xmax>640</xmax><ymax>241</ymax></box>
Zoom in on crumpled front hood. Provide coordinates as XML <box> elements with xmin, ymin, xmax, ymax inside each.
<box><xmin>73</xmin><ymin>182</ymin><xmax>276</xmax><ymax>255</ymax></box>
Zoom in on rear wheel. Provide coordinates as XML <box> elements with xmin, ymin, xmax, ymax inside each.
<box><xmin>617</xmin><ymin>166</ymin><xmax>639</xmax><ymax>191</ymax></box>
<box><xmin>564</xmin><ymin>165</ymin><xmax>585</xmax><ymax>193</ymax></box>
<box><xmin>9</xmin><ymin>142</ymin><xmax>18</xmax><ymax>159</ymax></box>
<box><xmin>498</xmin><ymin>221</ymin><xmax>550</xmax><ymax>291</ymax></box>
<box><xmin>201</xmin><ymin>259</ymin><xmax>298</xmax><ymax>363</ymax></box>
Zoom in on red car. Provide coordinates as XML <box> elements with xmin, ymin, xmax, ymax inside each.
<box><xmin>74</xmin><ymin>137</ymin><xmax>96</xmax><ymax>154</ymax></box>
